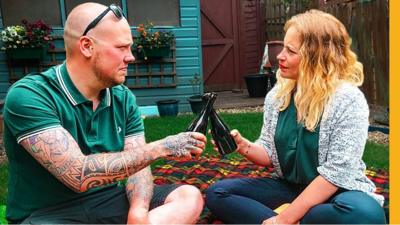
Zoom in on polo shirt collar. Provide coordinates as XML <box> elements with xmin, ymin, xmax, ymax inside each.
<box><xmin>55</xmin><ymin>63</ymin><xmax>111</xmax><ymax>107</ymax></box>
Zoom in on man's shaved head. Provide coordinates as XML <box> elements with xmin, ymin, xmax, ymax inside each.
<box><xmin>62</xmin><ymin>2</ymin><xmax>134</xmax><ymax>90</ymax></box>
<box><xmin>63</xmin><ymin>3</ymin><xmax>108</xmax><ymax>55</ymax></box>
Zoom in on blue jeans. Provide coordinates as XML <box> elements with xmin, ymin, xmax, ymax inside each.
<box><xmin>205</xmin><ymin>177</ymin><xmax>386</xmax><ymax>224</ymax></box>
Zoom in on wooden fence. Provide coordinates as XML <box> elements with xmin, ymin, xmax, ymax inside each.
<box><xmin>264</xmin><ymin>0</ymin><xmax>389</xmax><ymax>107</ymax></box>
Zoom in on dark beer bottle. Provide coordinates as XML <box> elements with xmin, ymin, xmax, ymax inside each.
<box><xmin>210</xmin><ymin>109</ymin><xmax>237</xmax><ymax>155</ymax></box>
<box><xmin>186</xmin><ymin>92</ymin><xmax>217</xmax><ymax>134</ymax></box>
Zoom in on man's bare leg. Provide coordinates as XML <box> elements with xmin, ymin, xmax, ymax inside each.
<box><xmin>149</xmin><ymin>185</ymin><xmax>204</xmax><ymax>224</ymax></box>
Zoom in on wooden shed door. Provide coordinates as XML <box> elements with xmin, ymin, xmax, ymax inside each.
<box><xmin>201</xmin><ymin>0</ymin><xmax>239</xmax><ymax>91</ymax></box>
<box><xmin>201</xmin><ymin>0</ymin><xmax>265</xmax><ymax>91</ymax></box>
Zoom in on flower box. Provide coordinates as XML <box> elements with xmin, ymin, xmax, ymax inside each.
<box><xmin>1</xmin><ymin>19</ymin><xmax>53</xmax><ymax>61</ymax></box>
<box><xmin>6</xmin><ymin>47</ymin><xmax>47</xmax><ymax>60</ymax></box>
<box><xmin>135</xmin><ymin>46</ymin><xmax>170</xmax><ymax>60</ymax></box>
<box><xmin>133</xmin><ymin>22</ymin><xmax>175</xmax><ymax>60</ymax></box>
<box><xmin>145</xmin><ymin>47</ymin><xmax>170</xmax><ymax>58</ymax></box>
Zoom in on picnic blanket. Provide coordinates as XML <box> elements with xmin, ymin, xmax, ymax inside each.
<box><xmin>152</xmin><ymin>156</ymin><xmax>389</xmax><ymax>224</ymax></box>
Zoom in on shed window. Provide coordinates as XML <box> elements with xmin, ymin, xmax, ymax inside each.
<box><xmin>127</xmin><ymin>0</ymin><xmax>180</xmax><ymax>26</ymax></box>
<box><xmin>64</xmin><ymin>0</ymin><xmax>122</xmax><ymax>16</ymax></box>
<box><xmin>0</xmin><ymin>0</ymin><xmax>62</xmax><ymax>27</ymax></box>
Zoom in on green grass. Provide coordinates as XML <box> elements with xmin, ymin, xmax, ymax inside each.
<box><xmin>363</xmin><ymin>141</ymin><xmax>389</xmax><ymax>170</ymax></box>
<box><xmin>0</xmin><ymin>164</ymin><xmax>7</xmax><ymax>206</ymax></box>
<box><xmin>0</xmin><ymin>112</ymin><xmax>389</xmax><ymax>223</ymax></box>
<box><xmin>143</xmin><ymin>112</ymin><xmax>389</xmax><ymax>170</ymax></box>
<box><xmin>0</xmin><ymin>163</ymin><xmax>8</xmax><ymax>224</ymax></box>
<box><xmin>144</xmin><ymin>112</ymin><xmax>265</xmax><ymax>166</ymax></box>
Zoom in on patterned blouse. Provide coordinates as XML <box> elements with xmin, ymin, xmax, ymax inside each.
<box><xmin>255</xmin><ymin>82</ymin><xmax>384</xmax><ymax>206</ymax></box>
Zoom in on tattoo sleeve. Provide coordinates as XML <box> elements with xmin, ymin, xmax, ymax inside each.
<box><xmin>124</xmin><ymin>136</ymin><xmax>154</xmax><ymax>209</ymax></box>
<box><xmin>161</xmin><ymin>132</ymin><xmax>201</xmax><ymax>157</ymax></box>
<box><xmin>20</xmin><ymin>128</ymin><xmax>160</xmax><ymax>193</ymax></box>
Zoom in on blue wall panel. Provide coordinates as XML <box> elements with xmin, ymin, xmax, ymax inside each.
<box><xmin>0</xmin><ymin>0</ymin><xmax>204</xmax><ymax>115</ymax></box>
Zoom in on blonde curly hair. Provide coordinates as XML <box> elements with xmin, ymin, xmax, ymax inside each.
<box><xmin>275</xmin><ymin>9</ymin><xmax>363</xmax><ymax>131</ymax></box>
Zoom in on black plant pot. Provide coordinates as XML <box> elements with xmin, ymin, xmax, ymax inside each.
<box><xmin>187</xmin><ymin>95</ymin><xmax>206</xmax><ymax>114</ymax></box>
<box><xmin>156</xmin><ymin>99</ymin><xmax>179</xmax><ymax>117</ymax></box>
<box><xmin>244</xmin><ymin>73</ymin><xmax>277</xmax><ymax>97</ymax></box>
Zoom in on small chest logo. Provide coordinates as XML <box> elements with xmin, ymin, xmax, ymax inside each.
<box><xmin>117</xmin><ymin>126</ymin><xmax>122</xmax><ymax>133</ymax></box>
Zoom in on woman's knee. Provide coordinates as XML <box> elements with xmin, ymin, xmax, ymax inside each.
<box><xmin>303</xmin><ymin>191</ymin><xmax>386</xmax><ymax>224</ymax></box>
<box><xmin>336</xmin><ymin>191</ymin><xmax>386</xmax><ymax>223</ymax></box>
<box><xmin>206</xmin><ymin>180</ymin><xmax>232</xmax><ymax>201</ymax></box>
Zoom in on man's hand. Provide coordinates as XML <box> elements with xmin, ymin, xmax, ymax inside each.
<box><xmin>159</xmin><ymin>132</ymin><xmax>206</xmax><ymax>159</ymax></box>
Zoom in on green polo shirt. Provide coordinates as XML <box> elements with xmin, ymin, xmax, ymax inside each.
<box><xmin>3</xmin><ymin>63</ymin><xmax>144</xmax><ymax>222</ymax></box>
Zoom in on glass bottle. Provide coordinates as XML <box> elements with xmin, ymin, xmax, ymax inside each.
<box><xmin>210</xmin><ymin>109</ymin><xmax>237</xmax><ymax>155</ymax></box>
<box><xmin>186</xmin><ymin>92</ymin><xmax>217</xmax><ymax>134</ymax></box>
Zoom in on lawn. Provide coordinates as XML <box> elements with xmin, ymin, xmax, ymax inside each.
<box><xmin>0</xmin><ymin>112</ymin><xmax>389</xmax><ymax>223</ymax></box>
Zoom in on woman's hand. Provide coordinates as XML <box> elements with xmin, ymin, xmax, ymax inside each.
<box><xmin>230</xmin><ymin>129</ymin><xmax>251</xmax><ymax>155</ymax></box>
<box><xmin>262</xmin><ymin>215</ymin><xmax>298</xmax><ymax>225</ymax></box>
<box><xmin>262</xmin><ymin>216</ymin><xmax>277</xmax><ymax>225</ymax></box>
<box><xmin>209</xmin><ymin>129</ymin><xmax>248</xmax><ymax>154</ymax></box>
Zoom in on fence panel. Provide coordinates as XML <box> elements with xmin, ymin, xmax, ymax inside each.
<box><xmin>264</xmin><ymin>0</ymin><xmax>389</xmax><ymax>107</ymax></box>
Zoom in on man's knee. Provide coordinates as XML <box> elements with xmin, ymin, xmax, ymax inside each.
<box><xmin>169</xmin><ymin>185</ymin><xmax>204</xmax><ymax>209</ymax></box>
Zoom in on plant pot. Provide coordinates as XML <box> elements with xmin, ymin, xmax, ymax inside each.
<box><xmin>156</xmin><ymin>99</ymin><xmax>179</xmax><ymax>117</ymax></box>
<box><xmin>6</xmin><ymin>47</ymin><xmax>47</xmax><ymax>61</ymax></box>
<box><xmin>187</xmin><ymin>95</ymin><xmax>206</xmax><ymax>114</ymax></box>
<box><xmin>266</xmin><ymin>41</ymin><xmax>284</xmax><ymax>67</ymax></box>
<box><xmin>244</xmin><ymin>73</ymin><xmax>277</xmax><ymax>97</ymax></box>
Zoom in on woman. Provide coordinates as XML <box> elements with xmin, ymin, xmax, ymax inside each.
<box><xmin>205</xmin><ymin>9</ymin><xmax>386</xmax><ymax>224</ymax></box>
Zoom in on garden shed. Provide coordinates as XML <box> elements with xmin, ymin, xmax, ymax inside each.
<box><xmin>0</xmin><ymin>0</ymin><xmax>204</xmax><ymax>115</ymax></box>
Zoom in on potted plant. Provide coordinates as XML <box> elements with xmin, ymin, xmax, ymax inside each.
<box><xmin>156</xmin><ymin>99</ymin><xmax>179</xmax><ymax>117</ymax></box>
<box><xmin>132</xmin><ymin>22</ymin><xmax>175</xmax><ymax>60</ymax></box>
<box><xmin>1</xmin><ymin>19</ymin><xmax>53</xmax><ymax>61</ymax></box>
<box><xmin>187</xmin><ymin>74</ymin><xmax>205</xmax><ymax>114</ymax></box>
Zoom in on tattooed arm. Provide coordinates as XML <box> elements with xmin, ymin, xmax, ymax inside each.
<box><xmin>124</xmin><ymin>136</ymin><xmax>154</xmax><ymax>224</ymax></box>
<box><xmin>19</xmin><ymin>127</ymin><xmax>206</xmax><ymax>193</ymax></box>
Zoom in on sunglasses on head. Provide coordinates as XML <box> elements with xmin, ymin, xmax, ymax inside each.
<box><xmin>82</xmin><ymin>4</ymin><xmax>125</xmax><ymax>36</ymax></box>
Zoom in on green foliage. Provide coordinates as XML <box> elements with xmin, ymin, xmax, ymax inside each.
<box><xmin>189</xmin><ymin>73</ymin><xmax>201</xmax><ymax>95</ymax></box>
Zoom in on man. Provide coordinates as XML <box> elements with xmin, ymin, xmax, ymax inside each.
<box><xmin>3</xmin><ymin>3</ymin><xmax>206</xmax><ymax>224</ymax></box>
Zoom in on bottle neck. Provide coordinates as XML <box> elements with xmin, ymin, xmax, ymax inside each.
<box><xmin>201</xmin><ymin>93</ymin><xmax>217</xmax><ymax>115</ymax></box>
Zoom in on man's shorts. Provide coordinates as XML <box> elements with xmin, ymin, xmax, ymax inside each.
<box><xmin>20</xmin><ymin>184</ymin><xmax>181</xmax><ymax>224</ymax></box>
